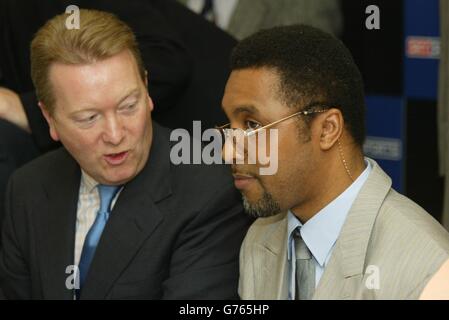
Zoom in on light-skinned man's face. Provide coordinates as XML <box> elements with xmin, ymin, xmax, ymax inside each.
<box><xmin>221</xmin><ymin>67</ymin><xmax>324</xmax><ymax>218</ymax></box>
<box><xmin>41</xmin><ymin>50</ymin><xmax>154</xmax><ymax>185</ymax></box>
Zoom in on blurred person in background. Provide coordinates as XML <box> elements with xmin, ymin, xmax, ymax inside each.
<box><xmin>178</xmin><ymin>0</ymin><xmax>343</xmax><ymax>39</ymax></box>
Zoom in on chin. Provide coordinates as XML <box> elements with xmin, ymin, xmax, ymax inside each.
<box><xmin>241</xmin><ymin>183</ymin><xmax>263</xmax><ymax>199</ymax></box>
<box><xmin>102</xmin><ymin>168</ymin><xmax>137</xmax><ymax>185</ymax></box>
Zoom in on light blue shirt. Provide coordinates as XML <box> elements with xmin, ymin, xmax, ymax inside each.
<box><xmin>287</xmin><ymin>159</ymin><xmax>372</xmax><ymax>300</ymax></box>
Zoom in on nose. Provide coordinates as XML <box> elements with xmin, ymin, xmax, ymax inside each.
<box><xmin>102</xmin><ymin>115</ymin><xmax>125</xmax><ymax>145</ymax></box>
<box><xmin>221</xmin><ymin>130</ymin><xmax>246</xmax><ymax>164</ymax></box>
<box><xmin>222</xmin><ymin>134</ymin><xmax>235</xmax><ymax>164</ymax></box>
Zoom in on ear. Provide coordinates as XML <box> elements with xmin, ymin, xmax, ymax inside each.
<box><xmin>147</xmin><ymin>94</ymin><xmax>154</xmax><ymax>112</ymax></box>
<box><xmin>143</xmin><ymin>70</ymin><xmax>154</xmax><ymax>112</ymax></box>
<box><xmin>316</xmin><ymin>108</ymin><xmax>344</xmax><ymax>151</ymax></box>
<box><xmin>38</xmin><ymin>102</ymin><xmax>60</xmax><ymax>141</ymax></box>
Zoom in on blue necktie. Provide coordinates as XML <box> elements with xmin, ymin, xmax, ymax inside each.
<box><xmin>78</xmin><ymin>184</ymin><xmax>121</xmax><ymax>288</ymax></box>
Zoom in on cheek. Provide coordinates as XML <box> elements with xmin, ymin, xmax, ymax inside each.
<box><xmin>256</xmin><ymin>131</ymin><xmax>301</xmax><ymax>161</ymax></box>
<box><xmin>275</xmin><ymin>137</ymin><xmax>301</xmax><ymax>166</ymax></box>
<box><xmin>131</xmin><ymin>107</ymin><xmax>151</xmax><ymax>134</ymax></box>
<box><xmin>257</xmin><ymin>142</ymin><xmax>298</xmax><ymax>185</ymax></box>
<box><xmin>128</xmin><ymin>109</ymin><xmax>152</xmax><ymax>154</ymax></box>
<box><xmin>272</xmin><ymin>140</ymin><xmax>311</xmax><ymax>186</ymax></box>
<box><xmin>59</xmin><ymin>127</ymin><xmax>102</xmax><ymax>156</ymax></box>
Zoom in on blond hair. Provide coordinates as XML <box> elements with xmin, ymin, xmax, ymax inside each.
<box><xmin>31</xmin><ymin>9</ymin><xmax>146</xmax><ymax>114</ymax></box>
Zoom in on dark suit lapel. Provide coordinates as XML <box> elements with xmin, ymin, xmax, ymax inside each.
<box><xmin>38</xmin><ymin>150</ymin><xmax>80</xmax><ymax>299</ymax></box>
<box><xmin>81</xmin><ymin>123</ymin><xmax>172</xmax><ymax>299</ymax></box>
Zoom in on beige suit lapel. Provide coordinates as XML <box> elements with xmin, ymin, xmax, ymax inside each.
<box><xmin>254</xmin><ymin>212</ymin><xmax>289</xmax><ymax>299</ymax></box>
<box><xmin>314</xmin><ymin>159</ymin><xmax>392</xmax><ymax>299</ymax></box>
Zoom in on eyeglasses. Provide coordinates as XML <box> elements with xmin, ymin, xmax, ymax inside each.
<box><xmin>216</xmin><ymin>107</ymin><xmax>329</xmax><ymax>140</ymax></box>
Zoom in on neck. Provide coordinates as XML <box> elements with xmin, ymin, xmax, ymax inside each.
<box><xmin>291</xmin><ymin>147</ymin><xmax>365</xmax><ymax>224</ymax></box>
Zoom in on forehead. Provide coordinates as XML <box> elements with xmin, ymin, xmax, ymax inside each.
<box><xmin>49</xmin><ymin>50</ymin><xmax>141</xmax><ymax>111</ymax></box>
<box><xmin>224</xmin><ymin>68</ymin><xmax>279</xmax><ymax>100</ymax></box>
<box><xmin>222</xmin><ymin>68</ymin><xmax>286</xmax><ymax>117</ymax></box>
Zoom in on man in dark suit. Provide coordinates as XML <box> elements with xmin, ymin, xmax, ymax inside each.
<box><xmin>0</xmin><ymin>0</ymin><xmax>236</xmax><ymax>234</ymax></box>
<box><xmin>0</xmin><ymin>8</ymin><xmax>250</xmax><ymax>299</ymax></box>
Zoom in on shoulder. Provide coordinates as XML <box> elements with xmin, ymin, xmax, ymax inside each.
<box><xmin>368</xmin><ymin>189</ymin><xmax>449</xmax><ymax>295</ymax></box>
<box><xmin>376</xmin><ymin>189</ymin><xmax>449</xmax><ymax>254</ymax></box>
<box><xmin>3</xmin><ymin>148</ymin><xmax>77</xmax><ymax>233</ymax></box>
<box><xmin>169</xmin><ymin>161</ymin><xmax>241</xmax><ymax>216</ymax></box>
<box><xmin>9</xmin><ymin>148</ymin><xmax>75</xmax><ymax>189</ymax></box>
<box><xmin>158</xmin><ymin>123</ymin><xmax>238</xmax><ymax>202</ymax></box>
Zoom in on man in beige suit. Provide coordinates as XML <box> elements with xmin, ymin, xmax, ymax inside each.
<box><xmin>219</xmin><ymin>25</ymin><xmax>449</xmax><ymax>300</ymax></box>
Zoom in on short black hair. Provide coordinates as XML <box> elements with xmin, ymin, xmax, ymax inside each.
<box><xmin>230</xmin><ymin>24</ymin><xmax>366</xmax><ymax>147</ymax></box>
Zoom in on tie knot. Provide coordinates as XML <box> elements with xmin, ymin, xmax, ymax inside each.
<box><xmin>97</xmin><ymin>185</ymin><xmax>121</xmax><ymax>213</ymax></box>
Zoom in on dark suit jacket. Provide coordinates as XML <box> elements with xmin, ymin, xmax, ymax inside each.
<box><xmin>0</xmin><ymin>123</ymin><xmax>252</xmax><ymax>299</ymax></box>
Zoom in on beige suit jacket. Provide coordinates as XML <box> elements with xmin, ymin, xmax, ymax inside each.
<box><xmin>239</xmin><ymin>159</ymin><xmax>449</xmax><ymax>299</ymax></box>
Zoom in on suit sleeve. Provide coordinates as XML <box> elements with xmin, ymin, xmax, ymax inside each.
<box><xmin>0</xmin><ymin>176</ymin><xmax>32</xmax><ymax>299</ymax></box>
<box><xmin>162</xmin><ymin>185</ymin><xmax>252</xmax><ymax>299</ymax></box>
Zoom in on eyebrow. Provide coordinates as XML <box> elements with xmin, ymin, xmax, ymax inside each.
<box><xmin>70</xmin><ymin>88</ymin><xmax>140</xmax><ymax>115</ymax></box>
<box><xmin>117</xmin><ymin>88</ymin><xmax>140</xmax><ymax>106</ymax></box>
<box><xmin>227</xmin><ymin>105</ymin><xmax>260</xmax><ymax>116</ymax></box>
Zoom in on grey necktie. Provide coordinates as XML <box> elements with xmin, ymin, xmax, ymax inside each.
<box><xmin>294</xmin><ymin>230</ymin><xmax>315</xmax><ymax>300</ymax></box>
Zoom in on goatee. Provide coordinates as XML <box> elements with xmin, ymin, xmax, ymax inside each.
<box><xmin>242</xmin><ymin>191</ymin><xmax>281</xmax><ymax>218</ymax></box>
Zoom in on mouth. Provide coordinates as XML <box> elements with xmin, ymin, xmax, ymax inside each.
<box><xmin>232</xmin><ymin>173</ymin><xmax>256</xmax><ymax>190</ymax></box>
<box><xmin>103</xmin><ymin>151</ymin><xmax>129</xmax><ymax>166</ymax></box>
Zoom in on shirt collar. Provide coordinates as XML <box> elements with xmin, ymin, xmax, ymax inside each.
<box><xmin>80</xmin><ymin>170</ymin><xmax>99</xmax><ymax>194</ymax></box>
<box><xmin>287</xmin><ymin>158</ymin><xmax>372</xmax><ymax>267</ymax></box>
